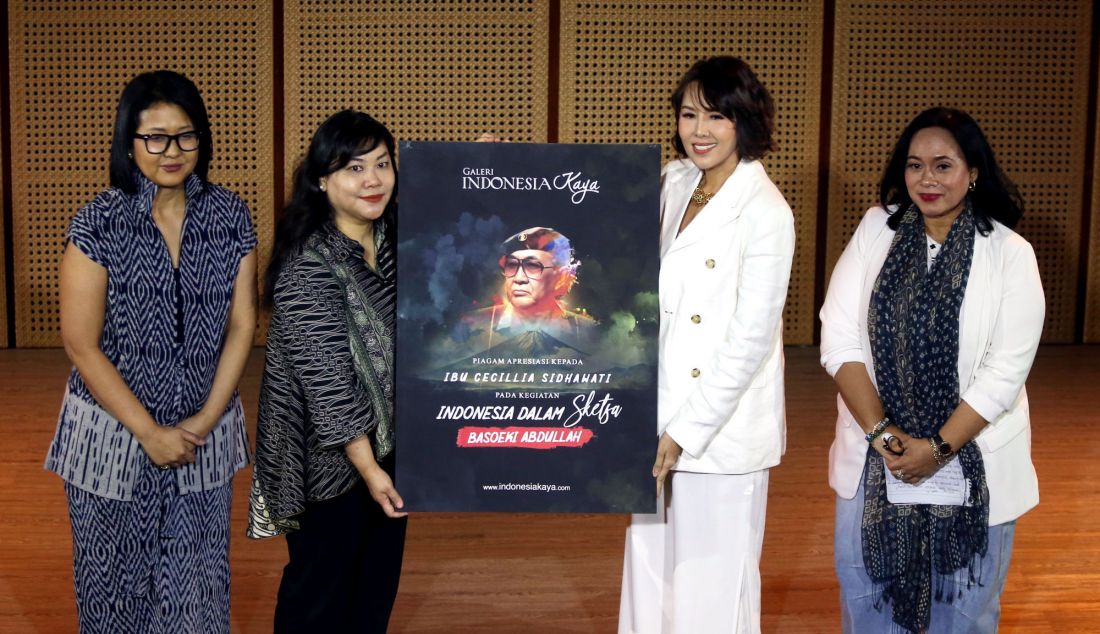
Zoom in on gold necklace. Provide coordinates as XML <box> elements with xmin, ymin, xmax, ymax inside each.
<box><xmin>690</xmin><ymin>186</ymin><xmax>714</xmax><ymax>206</ymax></box>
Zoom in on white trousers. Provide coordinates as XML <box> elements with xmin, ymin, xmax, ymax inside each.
<box><xmin>618</xmin><ymin>469</ymin><xmax>769</xmax><ymax>634</ymax></box>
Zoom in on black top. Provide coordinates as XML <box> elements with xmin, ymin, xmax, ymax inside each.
<box><xmin>252</xmin><ymin>222</ymin><xmax>395</xmax><ymax>531</ymax></box>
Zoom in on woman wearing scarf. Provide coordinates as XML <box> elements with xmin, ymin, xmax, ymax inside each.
<box><xmin>248</xmin><ymin>110</ymin><xmax>405</xmax><ymax>633</ymax></box>
<box><xmin>820</xmin><ymin>107</ymin><xmax>1045</xmax><ymax>633</ymax></box>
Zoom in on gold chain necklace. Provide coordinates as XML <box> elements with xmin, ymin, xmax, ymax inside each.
<box><xmin>690</xmin><ymin>186</ymin><xmax>714</xmax><ymax>206</ymax></box>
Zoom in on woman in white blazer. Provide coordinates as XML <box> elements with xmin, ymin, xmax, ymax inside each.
<box><xmin>820</xmin><ymin>108</ymin><xmax>1044</xmax><ymax>633</ymax></box>
<box><xmin>618</xmin><ymin>56</ymin><xmax>795</xmax><ymax>634</ymax></box>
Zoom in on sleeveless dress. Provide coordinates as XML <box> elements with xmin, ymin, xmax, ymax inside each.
<box><xmin>45</xmin><ymin>173</ymin><xmax>256</xmax><ymax>633</ymax></box>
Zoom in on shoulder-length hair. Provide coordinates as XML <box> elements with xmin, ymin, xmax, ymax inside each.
<box><xmin>109</xmin><ymin>70</ymin><xmax>213</xmax><ymax>193</ymax></box>
<box><xmin>670</xmin><ymin>56</ymin><xmax>776</xmax><ymax>161</ymax></box>
<box><xmin>879</xmin><ymin>107</ymin><xmax>1023</xmax><ymax>233</ymax></box>
<box><xmin>263</xmin><ymin>109</ymin><xmax>398</xmax><ymax>306</ymax></box>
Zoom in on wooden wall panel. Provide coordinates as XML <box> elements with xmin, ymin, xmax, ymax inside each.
<box><xmin>1087</xmin><ymin>39</ymin><xmax>1100</xmax><ymax>342</ymax></box>
<box><xmin>559</xmin><ymin>2</ymin><xmax>825</xmax><ymax>345</ymax></box>
<box><xmin>284</xmin><ymin>0</ymin><xmax>550</xmax><ymax>193</ymax></box>
<box><xmin>1</xmin><ymin>117</ymin><xmax>7</xmax><ymax>348</ymax></box>
<box><xmin>828</xmin><ymin>0</ymin><xmax>1093</xmax><ymax>342</ymax></box>
<box><xmin>4</xmin><ymin>2</ymin><xmax>1100</xmax><ymax>346</ymax></box>
<box><xmin>7</xmin><ymin>1</ymin><xmax>273</xmax><ymax>347</ymax></box>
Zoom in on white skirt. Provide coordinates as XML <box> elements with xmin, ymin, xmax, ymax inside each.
<box><xmin>618</xmin><ymin>469</ymin><xmax>769</xmax><ymax>634</ymax></box>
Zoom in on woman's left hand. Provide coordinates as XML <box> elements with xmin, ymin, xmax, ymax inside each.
<box><xmin>178</xmin><ymin>411</ymin><xmax>216</xmax><ymax>440</ymax></box>
<box><xmin>362</xmin><ymin>464</ymin><xmax>408</xmax><ymax>519</ymax></box>
<box><xmin>883</xmin><ymin>437</ymin><xmax>941</xmax><ymax>484</ymax></box>
<box><xmin>344</xmin><ymin>436</ymin><xmax>408</xmax><ymax>518</ymax></box>
<box><xmin>653</xmin><ymin>432</ymin><xmax>683</xmax><ymax>497</ymax></box>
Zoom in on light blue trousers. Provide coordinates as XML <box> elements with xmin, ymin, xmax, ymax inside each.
<box><xmin>834</xmin><ymin>479</ymin><xmax>1016</xmax><ymax>633</ymax></box>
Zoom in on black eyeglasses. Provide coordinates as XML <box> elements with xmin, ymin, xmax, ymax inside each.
<box><xmin>133</xmin><ymin>131</ymin><xmax>202</xmax><ymax>154</ymax></box>
<box><xmin>501</xmin><ymin>256</ymin><xmax>549</xmax><ymax>279</ymax></box>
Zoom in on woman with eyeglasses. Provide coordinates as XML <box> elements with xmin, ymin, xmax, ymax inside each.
<box><xmin>618</xmin><ymin>56</ymin><xmax>795</xmax><ymax>634</ymax></box>
<box><xmin>249</xmin><ymin>110</ymin><xmax>405</xmax><ymax>633</ymax></box>
<box><xmin>46</xmin><ymin>70</ymin><xmax>257</xmax><ymax>633</ymax></box>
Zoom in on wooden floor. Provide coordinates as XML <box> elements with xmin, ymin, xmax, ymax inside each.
<box><xmin>1</xmin><ymin>346</ymin><xmax>1098</xmax><ymax>633</ymax></box>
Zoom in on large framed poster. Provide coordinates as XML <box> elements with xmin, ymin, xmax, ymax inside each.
<box><xmin>395</xmin><ymin>141</ymin><xmax>659</xmax><ymax>512</ymax></box>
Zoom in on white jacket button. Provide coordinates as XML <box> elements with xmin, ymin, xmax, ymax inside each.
<box><xmin>690</xmin><ymin>368</ymin><xmax>701</xmax><ymax>378</ymax></box>
<box><xmin>704</xmin><ymin>258</ymin><xmax>716</xmax><ymax>269</ymax></box>
<box><xmin>690</xmin><ymin>314</ymin><xmax>701</xmax><ymax>324</ymax></box>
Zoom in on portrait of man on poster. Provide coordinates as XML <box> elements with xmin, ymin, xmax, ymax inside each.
<box><xmin>465</xmin><ymin>226</ymin><xmax>596</xmax><ymax>350</ymax></box>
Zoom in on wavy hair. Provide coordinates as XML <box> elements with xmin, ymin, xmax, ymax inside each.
<box><xmin>264</xmin><ymin>110</ymin><xmax>397</xmax><ymax>305</ymax></box>
<box><xmin>879</xmin><ymin>107</ymin><xmax>1023</xmax><ymax>233</ymax></box>
<box><xmin>670</xmin><ymin>56</ymin><xmax>776</xmax><ymax>161</ymax></box>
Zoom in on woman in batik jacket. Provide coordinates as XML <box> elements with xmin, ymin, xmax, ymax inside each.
<box><xmin>249</xmin><ymin>110</ymin><xmax>405</xmax><ymax>634</ymax></box>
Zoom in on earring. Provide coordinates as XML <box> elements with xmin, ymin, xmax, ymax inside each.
<box><xmin>127</xmin><ymin>151</ymin><xmax>133</xmax><ymax>159</ymax></box>
<box><xmin>968</xmin><ymin>180</ymin><xmax>976</xmax><ymax>191</ymax></box>
<box><xmin>319</xmin><ymin>180</ymin><xmax>326</xmax><ymax>192</ymax></box>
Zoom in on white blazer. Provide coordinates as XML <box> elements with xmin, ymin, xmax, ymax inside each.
<box><xmin>820</xmin><ymin>206</ymin><xmax>1045</xmax><ymax>525</ymax></box>
<box><xmin>659</xmin><ymin>158</ymin><xmax>796</xmax><ymax>474</ymax></box>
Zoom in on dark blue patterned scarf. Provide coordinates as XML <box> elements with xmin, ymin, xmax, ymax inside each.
<box><xmin>865</xmin><ymin>204</ymin><xmax>989</xmax><ymax>633</ymax></box>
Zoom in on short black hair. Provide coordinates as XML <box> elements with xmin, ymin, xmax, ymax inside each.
<box><xmin>879</xmin><ymin>107</ymin><xmax>1023</xmax><ymax>233</ymax></box>
<box><xmin>670</xmin><ymin>56</ymin><xmax>776</xmax><ymax>161</ymax></box>
<box><xmin>109</xmin><ymin>70</ymin><xmax>212</xmax><ymax>193</ymax></box>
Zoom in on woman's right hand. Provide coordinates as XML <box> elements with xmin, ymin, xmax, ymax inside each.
<box><xmin>653</xmin><ymin>432</ymin><xmax>683</xmax><ymax>497</ymax></box>
<box><xmin>362</xmin><ymin>464</ymin><xmax>408</xmax><ymax>518</ymax></box>
<box><xmin>873</xmin><ymin>427</ymin><xmax>911</xmax><ymax>460</ymax></box>
<box><xmin>138</xmin><ymin>425</ymin><xmax>205</xmax><ymax>468</ymax></box>
<box><xmin>475</xmin><ymin>132</ymin><xmax>510</xmax><ymax>143</ymax></box>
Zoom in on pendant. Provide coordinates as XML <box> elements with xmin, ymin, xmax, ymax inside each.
<box><xmin>690</xmin><ymin>187</ymin><xmax>713</xmax><ymax>206</ymax></box>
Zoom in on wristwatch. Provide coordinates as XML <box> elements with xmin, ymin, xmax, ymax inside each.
<box><xmin>932</xmin><ymin>433</ymin><xmax>953</xmax><ymax>456</ymax></box>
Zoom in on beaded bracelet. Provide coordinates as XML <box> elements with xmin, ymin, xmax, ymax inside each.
<box><xmin>864</xmin><ymin>417</ymin><xmax>890</xmax><ymax>444</ymax></box>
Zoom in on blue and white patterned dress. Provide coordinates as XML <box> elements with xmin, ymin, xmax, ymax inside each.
<box><xmin>45</xmin><ymin>172</ymin><xmax>256</xmax><ymax>634</ymax></box>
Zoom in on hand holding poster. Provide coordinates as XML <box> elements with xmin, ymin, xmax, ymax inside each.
<box><xmin>395</xmin><ymin>141</ymin><xmax>659</xmax><ymax>512</ymax></box>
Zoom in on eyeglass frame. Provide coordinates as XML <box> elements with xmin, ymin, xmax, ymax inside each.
<box><xmin>132</xmin><ymin>131</ymin><xmax>203</xmax><ymax>155</ymax></box>
<box><xmin>499</xmin><ymin>255</ymin><xmax>557</xmax><ymax>280</ymax></box>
